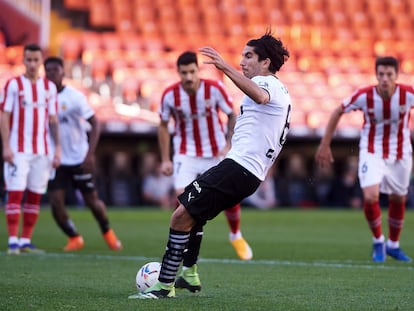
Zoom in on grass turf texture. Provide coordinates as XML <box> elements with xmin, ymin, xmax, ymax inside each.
<box><xmin>0</xmin><ymin>208</ymin><xmax>413</xmax><ymax>310</ymax></box>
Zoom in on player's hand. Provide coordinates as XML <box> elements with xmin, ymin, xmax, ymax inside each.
<box><xmin>315</xmin><ymin>144</ymin><xmax>334</xmax><ymax>168</ymax></box>
<box><xmin>81</xmin><ymin>153</ymin><xmax>95</xmax><ymax>173</ymax></box>
<box><xmin>52</xmin><ymin>145</ymin><xmax>61</xmax><ymax>168</ymax></box>
<box><xmin>199</xmin><ymin>47</ymin><xmax>226</xmax><ymax>70</ymax></box>
<box><xmin>160</xmin><ymin>161</ymin><xmax>173</xmax><ymax>176</ymax></box>
<box><xmin>2</xmin><ymin>145</ymin><xmax>14</xmax><ymax>164</ymax></box>
<box><xmin>218</xmin><ymin>144</ymin><xmax>231</xmax><ymax>157</ymax></box>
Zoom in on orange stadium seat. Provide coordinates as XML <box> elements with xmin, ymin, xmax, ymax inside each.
<box><xmin>58</xmin><ymin>32</ymin><xmax>82</xmax><ymax>61</ymax></box>
<box><xmin>5</xmin><ymin>45</ymin><xmax>24</xmax><ymax>65</ymax></box>
<box><xmin>120</xmin><ymin>33</ymin><xmax>144</xmax><ymax>51</ymax></box>
<box><xmin>89</xmin><ymin>0</ymin><xmax>113</xmax><ymax>28</ymax></box>
<box><xmin>64</xmin><ymin>0</ymin><xmax>89</xmax><ymax>11</ymax></box>
<box><xmin>112</xmin><ymin>0</ymin><xmax>134</xmax><ymax>32</ymax></box>
<box><xmin>387</xmin><ymin>0</ymin><xmax>407</xmax><ymax>15</ymax></box>
<box><xmin>101</xmin><ymin>32</ymin><xmax>123</xmax><ymax>51</ymax></box>
<box><xmin>303</xmin><ymin>0</ymin><xmax>324</xmax><ymax>14</ymax></box>
<box><xmin>81</xmin><ymin>32</ymin><xmax>102</xmax><ymax>52</ymax></box>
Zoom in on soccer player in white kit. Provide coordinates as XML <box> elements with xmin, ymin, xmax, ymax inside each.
<box><xmin>1</xmin><ymin>44</ymin><xmax>61</xmax><ymax>254</ymax></box>
<box><xmin>44</xmin><ymin>56</ymin><xmax>122</xmax><ymax>252</ymax></box>
<box><xmin>130</xmin><ymin>31</ymin><xmax>291</xmax><ymax>299</ymax></box>
<box><xmin>316</xmin><ymin>56</ymin><xmax>414</xmax><ymax>262</ymax></box>
<box><xmin>158</xmin><ymin>51</ymin><xmax>253</xmax><ymax>292</ymax></box>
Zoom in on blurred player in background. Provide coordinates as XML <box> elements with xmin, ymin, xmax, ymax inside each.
<box><xmin>316</xmin><ymin>56</ymin><xmax>414</xmax><ymax>263</ymax></box>
<box><xmin>44</xmin><ymin>56</ymin><xmax>122</xmax><ymax>251</ymax></box>
<box><xmin>130</xmin><ymin>30</ymin><xmax>291</xmax><ymax>299</ymax></box>
<box><xmin>1</xmin><ymin>44</ymin><xmax>61</xmax><ymax>254</ymax></box>
<box><xmin>157</xmin><ymin>51</ymin><xmax>253</xmax><ymax>293</ymax></box>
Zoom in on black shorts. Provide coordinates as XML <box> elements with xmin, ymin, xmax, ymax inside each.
<box><xmin>178</xmin><ymin>158</ymin><xmax>261</xmax><ymax>224</ymax></box>
<box><xmin>48</xmin><ymin>164</ymin><xmax>96</xmax><ymax>193</ymax></box>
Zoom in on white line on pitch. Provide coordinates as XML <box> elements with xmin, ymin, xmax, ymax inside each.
<box><xmin>2</xmin><ymin>252</ymin><xmax>412</xmax><ymax>271</ymax></box>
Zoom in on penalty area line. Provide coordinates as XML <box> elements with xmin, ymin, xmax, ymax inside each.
<box><xmin>1</xmin><ymin>251</ymin><xmax>412</xmax><ymax>271</ymax></box>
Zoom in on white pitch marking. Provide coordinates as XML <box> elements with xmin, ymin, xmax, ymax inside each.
<box><xmin>3</xmin><ymin>252</ymin><xmax>413</xmax><ymax>271</ymax></box>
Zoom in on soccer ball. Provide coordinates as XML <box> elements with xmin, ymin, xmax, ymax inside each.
<box><xmin>135</xmin><ymin>262</ymin><xmax>161</xmax><ymax>293</ymax></box>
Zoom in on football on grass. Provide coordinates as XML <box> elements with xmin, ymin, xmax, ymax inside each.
<box><xmin>136</xmin><ymin>262</ymin><xmax>161</xmax><ymax>292</ymax></box>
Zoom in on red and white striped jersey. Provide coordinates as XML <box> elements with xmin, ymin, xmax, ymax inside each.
<box><xmin>1</xmin><ymin>74</ymin><xmax>58</xmax><ymax>155</ymax></box>
<box><xmin>342</xmin><ymin>84</ymin><xmax>414</xmax><ymax>160</ymax></box>
<box><xmin>159</xmin><ymin>79</ymin><xmax>234</xmax><ymax>158</ymax></box>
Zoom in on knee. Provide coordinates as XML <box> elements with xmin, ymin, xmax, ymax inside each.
<box><xmin>171</xmin><ymin>205</ymin><xmax>194</xmax><ymax>231</ymax></box>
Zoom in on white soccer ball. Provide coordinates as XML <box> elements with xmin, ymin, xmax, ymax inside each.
<box><xmin>136</xmin><ymin>262</ymin><xmax>161</xmax><ymax>293</ymax></box>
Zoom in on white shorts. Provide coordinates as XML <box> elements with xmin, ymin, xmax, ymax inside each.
<box><xmin>173</xmin><ymin>154</ymin><xmax>221</xmax><ymax>190</ymax></box>
<box><xmin>358</xmin><ymin>151</ymin><xmax>412</xmax><ymax>196</ymax></box>
<box><xmin>4</xmin><ymin>153</ymin><xmax>52</xmax><ymax>193</ymax></box>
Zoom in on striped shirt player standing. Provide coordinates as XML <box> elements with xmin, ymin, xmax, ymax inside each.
<box><xmin>1</xmin><ymin>44</ymin><xmax>61</xmax><ymax>255</ymax></box>
<box><xmin>131</xmin><ymin>31</ymin><xmax>291</xmax><ymax>299</ymax></box>
<box><xmin>157</xmin><ymin>51</ymin><xmax>252</xmax><ymax>293</ymax></box>
<box><xmin>316</xmin><ymin>56</ymin><xmax>414</xmax><ymax>263</ymax></box>
<box><xmin>44</xmin><ymin>56</ymin><xmax>122</xmax><ymax>252</ymax></box>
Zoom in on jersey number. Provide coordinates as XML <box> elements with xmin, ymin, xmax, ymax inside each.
<box><xmin>265</xmin><ymin>104</ymin><xmax>291</xmax><ymax>159</ymax></box>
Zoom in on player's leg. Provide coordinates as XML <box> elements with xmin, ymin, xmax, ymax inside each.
<box><xmin>384</xmin><ymin>158</ymin><xmax>412</xmax><ymax>262</ymax></box>
<box><xmin>175</xmin><ymin>222</ymin><xmax>203</xmax><ymax>292</ymax></box>
<box><xmin>131</xmin><ymin>159</ymin><xmax>261</xmax><ymax>299</ymax></box>
<box><xmin>49</xmin><ymin>166</ymin><xmax>84</xmax><ymax>251</ymax></box>
<box><xmin>225</xmin><ymin>203</ymin><xmax>253</xmax><ymax>260</ymax></box>
<box><xmin>359</xmin><ymin>152</ymin><xmax>386</xmax><ymax>262</ymax></box>
<box><xmin>129</xmin><ymin>204</ymin><xmax>194</xmax><ymax>299</ymax></box>
<box><xmin>81</xmin><ymin>189</ymin><xmax>122</xmax><ymax>250</ymax></box>
<box><xmin>19</xmin><ymin>190</ymin><xmax>44</xmax><ymax>253</ymax></box>
<box><xmin>171</xmin><ymin>154</ymin><xmax>203</xmax><ymax>291</ymax></box>
<box><xmin>362</xmin><ymin>185</ymin><xmax>384</xmax><ymax>262</ymax></box>
<box><xmin>22</xmin><ymin>155</ymin><xmax>52</xmax><ymax>253</ymax></box>
<box><xmin>386</xmin><ymin>194</ymin><xmax>411</xmax><ymax>261</ymax></box>
<box><xmin>76</xmin><ymin>166</ymin><xmax>122</xmax><ymax>251</ymax></box>
<box><xmin>3</xmin><ymin>154</ymin><xmax>29</xmax><ymax>255</ymax></box>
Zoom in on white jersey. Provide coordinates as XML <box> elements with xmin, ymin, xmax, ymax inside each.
<box><xmin>56</xmin><ymin>85</ymin><xmax>94</xmax><ymax>165</ymax></box>
<box><xmin>159</xmin><ymin>79</ymin><xmax>234</xmax><ymax>158</ymax></box>
<box><xmin>342</xmin><ymin>84</ymin><xmax>414</xmax><ymax>161</ymax></box>
<box><xmin>1</xmin><ymin>75</ymin><xmax>57</xmax><ymax>155</ymax></box>
<box><xmin>226</xmin><ymin>75</ymin><xmax>292</xmax><ymax>180</ymax></box>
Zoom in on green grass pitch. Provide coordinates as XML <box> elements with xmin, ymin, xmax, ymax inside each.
<box><xmin>0</xmin><ymin>208</ymin><xmax>413</xmax><ymax>310</ymax></box>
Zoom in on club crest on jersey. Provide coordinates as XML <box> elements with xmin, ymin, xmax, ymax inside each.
<box><xmin>399</xmin><ymin>105</ymin><xmax>407</xmax><ymax>114</ymax></box>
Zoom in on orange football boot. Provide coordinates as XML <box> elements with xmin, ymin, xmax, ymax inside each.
<box><xmin>103</xmin><ymin>229</ymin><xmax>122</xmax><ymax>251</ymax></box>
<box><xmin>64</xmin><ymin>236</ymin><xmax>84</xmax><ymax>252</ymax></box>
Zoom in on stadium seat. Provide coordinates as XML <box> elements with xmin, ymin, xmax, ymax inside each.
<box><xmin>89</xmin><ymin>0</ymin><xmax>114</xmax><ymax>28</ymax></box>
<box><xmin>63</xmin><ymin>0</ymin><xmax>89</xmax><ymax>10</ymax></box>
<box><xmin>112</xmin><ymin>0</ymin><xmax>134</xmax><ymax>32</ymax></box>
<box><xmin>81</xmin><ymin>32</ymin><xmax>102</xmax><ymax>52</ymax></box>
<box><xmin>5</xmin><ymin>45</ymin><xmax>24</xmax><ymax>65</ymax></box>
<box><xmin>58</xmin><ymin>31</ymin><xmax>82</xmax><ymax>61</ymax></box>
<box><xmin>101</xmin><ymin>32</ymin><xmax>123</xmax><ymax>51</ymax></box>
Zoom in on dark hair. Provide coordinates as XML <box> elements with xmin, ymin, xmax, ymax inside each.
<box><xmin>177</xmin><ymin>51</ymin><xmax>198</xmax><ymax>67</ymax></box>
<box><xmin>24</xmin><ymin>43</ymin><xmax>42</xmax><ymax>53</ymax></box>
<box><xmin>44</xmin><ymin>56</ymin><xmax>64</xmax><ymax>68</ymax></box>
<box><xmin>246</xmin><ymin>30</ymin><xmax>289</xmax><ymax>73</ymax></box>
<box><xmin>375</xmin><ymin>56</ymin><xmax>399</xmax><ymax>73</ymax></box>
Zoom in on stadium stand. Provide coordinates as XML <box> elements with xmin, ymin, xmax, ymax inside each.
<box><xmin>1</xmin><ymin>0</ymin><xmax>414</xmax><ymax>137</ymax></box>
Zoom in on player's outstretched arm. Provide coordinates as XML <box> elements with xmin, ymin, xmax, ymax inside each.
<box><xmin>199</xmin><ymin>46</ymin><xmax>269</xmax><ymax>104</ymax></box>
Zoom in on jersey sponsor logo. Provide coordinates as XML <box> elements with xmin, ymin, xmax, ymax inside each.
<box><xmin>21</xmin><ymin>99</ymin><xmax>47</xmax><ymax>108</ymax></box>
